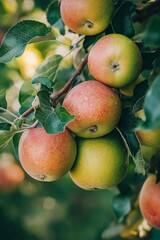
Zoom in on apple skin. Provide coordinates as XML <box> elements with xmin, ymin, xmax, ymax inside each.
<box><xmin>88</xmin><ymin>34</ymin><xmax>142</xmax><ymax>88</ymax></box>
<box><xmin>18</xmin><ymin>128</ymin><xmax>77</xmax><ymax>182</ymax></box>
<box><xmin>135</xmin><ymin>109</ymin><xmax>160</xmax><ymax>148</ymax></box>
<box><xmin>70</xmin><ymin>130</ymin><xmax>129</xmax><ymax>190</ymax></box>
<box><xmin>0</xmin><ymin>161</ymin><xmax>24</xmax><ymax>192</ymax></box>
<box><xmin>139</xmin><ymin>175</ymin><xmax>160</xmax><ymax>229</ymax></box>
<box><xmin>62</xmin><ymin>80</ymin><xmax>122</xmax><ymax>138</ymax></box>
<box><xmin>136</xmin><ymin>130</ymin><xmax>160</xmax><ymax>148</ymax></box>
<box><xmin>60</xmin><ymin>0</ymin><xmax>114</xmax><ymax>36</ymax></box>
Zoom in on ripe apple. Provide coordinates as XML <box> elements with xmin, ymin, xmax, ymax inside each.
<box><xmin>18</xmin><ymin>128</ymin><xmax>77</xmax><ymax>182</ymax></box>
<box><xmin>70</xmin><ymin>130</ymin><xmax>129</xmax><ymax>190</ymax></box>
<box><xmin>88</xmin><ymin>34</ymin><xmax>142</xmax><ymax>88</ymax></box>
<box><xmin>0</xmin><ymin>155</ymin><xmax>24</xmax><ymax>192</ymax></box>
<box><xmin>139</xmin><ymin>175</ymin><xmax>160</xmax><ymax>229</ymax></box>
<box><xmin>135</xmin><ymin>110</ymin><xmax>160</xmax><ymax>148</ymax></box>
<box><xmin>60</xmin><ymin>0</ymin><xmax>114</xmax><ymax>36</ymax></box>
<box><xmin>62</xmin><ymin>80</ymin><xmax>122</xmax><ymax>138</ymax></box>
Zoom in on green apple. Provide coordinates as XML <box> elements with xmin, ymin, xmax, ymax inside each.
<box><xmin>88</xmin><ymin>34</ymin><xmax>142</xmax><ymax>88</ymax></box>
<box><xmin>70</xmin><ymin>130</ymin><xmax>129</xmax><ymax>190</ymax></box>
<box><xmin>60</xmin><ymin>0</ymin><xmax>114</xmax><ymax>36</ymax></box>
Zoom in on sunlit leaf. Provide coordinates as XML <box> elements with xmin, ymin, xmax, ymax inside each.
<box><xmin>35</xmin><ymin>90</ymin><xmax>74</xmax><ymax>134</ymax></box>
<box><xmin>0</xmin><ymin>20</ymin><xmax>52</xmax><ymax>63</ymax></box>
<box><xmin>0</xmin><ymin>87</ymin><xmax>7</xmax><ymax>108</ymax></box>
<box><xmin>33</xmin><ymin>54</ymin><xmax>63</xmax><ymax>83</ymax></box>
<box><xmin>32</xmin><ymin>77</ymin><xmax>54</xmax><ymax>88</ymax></box>
<box><xmin>0</xmin><ymin>130</ymin><xmax>16</xmax><ymax>149</ymax></box>
<box><xmin>44</xmin><ymin>104</ymin><xmax>75</xmax><ymax>134</ymax></box>
<box><xmin>19</xmin><ymin>82</ymin><xmax>37</xmax><ymax>114</ymax></box>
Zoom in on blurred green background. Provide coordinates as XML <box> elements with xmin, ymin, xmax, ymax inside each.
<box><xmin>1</xmin><ymin>1</ymin><xmax>160</xmax><ymax>239</ymax></box>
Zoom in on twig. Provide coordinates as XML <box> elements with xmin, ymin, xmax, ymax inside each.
<box><xmin>20</xmin><ymin>106</ymin><xmax>35</xmax><ymax>119</ymax></box>
<box><xmin>52</xmin><ymin>54</ymin><xmax>88</xmax><ymax>106</ymax></box>
<box><xmin>132</xmin><ymin>0</ymin><xmax>160</xmax><ymax>22</ymax></box>
<box><xmin>19</xmin><ymin>54</ymin><xmax>88</xmax><ymax>117</ymax></box>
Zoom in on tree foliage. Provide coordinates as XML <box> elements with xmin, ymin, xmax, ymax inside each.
<box><xmin>0</xmin><ymin>0</ymin><xmax>160</xmax><ymax>239</ymax></box>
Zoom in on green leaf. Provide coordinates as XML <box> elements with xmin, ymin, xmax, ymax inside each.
<box><xmin>0</xmin><ymin>87</ymin><xmax>7</xmax><ymax>108</ymax></box>
<box><xmin>34</xmin><ymin>0</ymin><xmax>52</xmax><ymax>10</ymax></box>
<box><xmin>44</xmin><ymin>104</ymin><xmax>75</xmax><ymax>134</ymax></box>
<box><xmin>111</xmin><ymin>1</ymin><xmax>136</xmax><ymax>37</ymax></box>
<box><xmin>0</xmin><ymin>20</ymin><xmax>52</xmax><ymax>63</ymax></box>
<box><xmin>142</xmin><ymin>50</ymin><xmax>160</xmax><ymax>70</ymax></box>
<box><xmin>112</xmin><ymin>194</ymin><xmax>131</xmax><ymax>222</ymax></box>
<box><xmin>118</xmin><ymin>108</ymin><xmax>145</xmax><ymax>175</ymax></box>
<box><xmin>12</xmin><ymin>133</ymin><xmax>22</xmax><ymax>160</ymax></box>
<box><xmin>0</xmin><ymin>130</ymin><xmax>16</xmax><ymax>149</ymax></box>
<box><xmin>132</xmin><ymin>80</ymin><xmax>149</xmax><ymax>105</ymax></box>
<box><xmin>137</xmin><ymin>76</ymin><xmax>160</xmax><ymax>130</ymax></box>
<box><xmin>0</xmin><ymin>122</ymin><xmax>11</xmax><ymax>130</ymax></box>
<box><xmin>143</xmin><ymin>14</ymin><xmax>160</xmax><ymax>48</ymax></box>
<box><xmin>35</xmin><ymin>90</ymin><xmax>74</xmax><ymax>134</ymax></box>
<box><xmin>153</xmin><ymin>54</ymin><xmax>160</xmax><ymax>68</ymax></box>
<box><xmin>32</xmin><ymin>77</ymin><xmax>54</xmax><ymax>88</ymax></box>
<box><xmin>46</xmin><ymin>0</ymin><xmax>65</xmax><ymax>35</ymax></box>
<box><xmin>83</xmin><ymin>32</ymin><xmax>105</xmax><ymax>51</ymax></box>
<box><xmin>133</xmin><ymin>150</ymin><xmax>146</xmax><ymax>175</ymax></box>
<box><xmin>33</xmin><ymin>54</ymin><xmax>63</xmax><ymax>83</ymax></box>
<box><xmin>19</xmin><ymin>82</ymin><xmax>37</xmax><ymax>114</ymax></box>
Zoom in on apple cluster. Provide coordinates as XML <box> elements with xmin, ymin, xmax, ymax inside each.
<box><xmin>15</xmin><ymin>0</ymin><xmax>160</xmax><ymax>233</ymax></box>
<box><xmin>17</xmin><ymin>0</ymin><xmax>145</xmax><ymax>191</ymax></box>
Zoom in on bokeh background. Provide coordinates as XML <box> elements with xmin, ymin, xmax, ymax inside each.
<box><xmin>0</xmin><ymin>1</ymin><xmax>160</xmax><ymax>240</ymax></box>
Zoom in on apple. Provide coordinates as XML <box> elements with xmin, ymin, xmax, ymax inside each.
<box><xmin>60</xmin><ymin>0</ymin><xmax>114</xmax><ymax>36</ymax></box>
<box><xmin>70</xmin><ymin>129</ymin><xmax>129</xmax><ymax>190</ymax></box>
<box><xmin>62</xmin><ymin>80</ymin><xmax>122</xmax><ymax>138</ymax></box>
<box><xmin>0</xmin><ymin>155</ymin><xmax>24</xmax><ymax>192</ymax></box>
<box><xmin>139</xmin><ymin>175</ymin><xmax>160</xmax><ymax>229</ymax></box>
<box><xmin>135</xmin><ymin>110</ymin><xmax>160</xmax><ymax>148</ymax></box>
<box><xmin>18</xmin><ymin>128</ymin><xmax>77</xmax><ymax>182</ymax></box>
<box><xmin>88</xmin><ymin>34</ymin><xmax>142</xmax><ymax>88</ymax></box>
